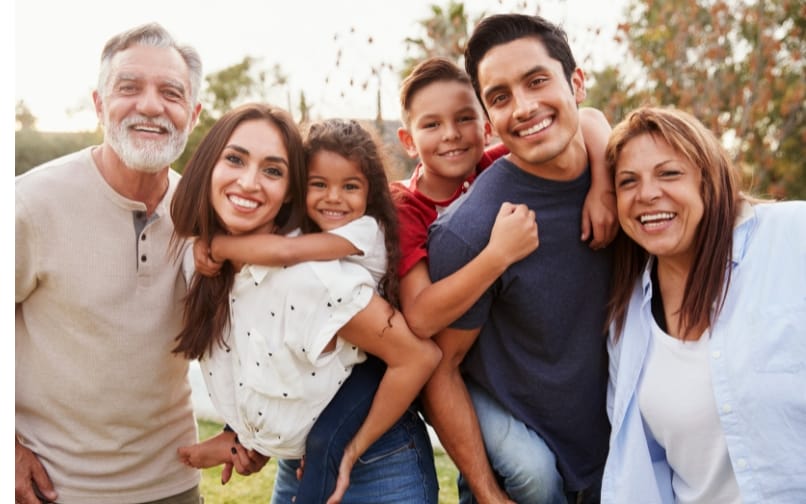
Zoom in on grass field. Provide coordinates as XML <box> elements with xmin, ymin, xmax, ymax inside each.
<box><xmin>197</xmin><ymin>419</ymin><xmax>459</xmax><ymax>503</ymax></box>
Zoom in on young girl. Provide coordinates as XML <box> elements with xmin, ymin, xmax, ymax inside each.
<box><xmin>171</xmin><ymin>107</ymin><xmax>441</xmax><ymax>502</ymax></box>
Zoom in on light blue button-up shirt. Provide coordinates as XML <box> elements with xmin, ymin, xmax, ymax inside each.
<box><xmin>602</xmin><ymin>201</ymin><xmax>806</xmax><ymax>503</ymax></box>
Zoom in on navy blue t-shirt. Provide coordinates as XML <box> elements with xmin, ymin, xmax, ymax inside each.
<box><xmin>428</xmin><ymin>157</ymin><xmax>612</xmax><ymax>491</ymax></box>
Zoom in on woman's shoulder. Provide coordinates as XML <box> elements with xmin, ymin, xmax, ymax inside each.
<box><xmin>749</xmin><ymin>200</ymin><xmax>806</xmax><ymax>235</ymax></box>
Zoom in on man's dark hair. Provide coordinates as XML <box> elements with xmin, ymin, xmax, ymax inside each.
<box><xmin>464</xmin><ymin>14</ymin><xmax>577</xmax><ymax>102</ymax></box>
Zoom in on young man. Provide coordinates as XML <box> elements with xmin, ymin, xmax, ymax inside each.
<box><xmin>15</xmin><ymin>23</ymin><xmax>263</xmax><ymax>504</ymax></box>
<box><xmin>423</xmin><ymin>14</ymin><xmax>613</xmax><ymax>504</ymax></box>
<box><xmin>393</xmin><ymin>57</ymin><xmax>614</xmax><ymax>339</ymax></box>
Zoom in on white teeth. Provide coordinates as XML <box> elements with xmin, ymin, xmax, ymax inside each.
<box><xmin>639</xmin><ymin>212</ymin><xmax>675</xmax><ymax>224</ymax></box>
<box><xmin>133</xmin><ymin>125</ymin><xmax>162</xmax><ymax>133</ymax></box>
<box><xmin>321</xmin><ymin>210</ymin><xmax>345</xmax><ymax>217</ymax></box>
<box><xmin>518</xmin><ymin>117</ymin><xmax>552</xmax><ymax>137</ymax></box>
<box><xmin>229</xmin><ymin>195</ymin><xmax>258</xmax><ymax>209</ymax></box>
<box><xmin>440</xmin><ymin>149</ymin><xmax>465</xmax><ymax>157</ymax></box>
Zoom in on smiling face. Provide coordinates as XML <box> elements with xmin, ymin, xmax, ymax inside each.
<box><xmin>615</xmin><ymin>133</ymin><xmax>704</xmax><ymax>268</ymax></box>
<box><xmin>477</xmin><ymin>37</ymin><xmax>586</xmax><ymax>178</ymax></box>
<box><xmin>399</xmin><ymin>80</ymin><xmax>490</xmax><ymax>186</ymax></box>
<box><xmin>305</xmin><ymin>150</ymin><xmax>369</xmax><ymax>231</ymax></box>
<box><xmin>210</xmin><ymin>119</ymin><xmax>291</xmax><ymax>235</ymax></box>
<box><xmin>95</xmin><ymin>45</ymin><xmax>200</xmax><ymax>172</ymax></box>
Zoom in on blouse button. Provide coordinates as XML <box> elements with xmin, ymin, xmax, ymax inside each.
<box><xmin>140</xmin><ymin>254</ymin><xmax>147</xmax><ymax>262</ymax></box>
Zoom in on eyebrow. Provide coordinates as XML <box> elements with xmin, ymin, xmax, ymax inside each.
<box><xmin>225</xmin><ymin>144</ymin><xmax>289</xmax><ymax>166</ymax></box>
<box><xmin>616</xmin><ymin>159</ymin><xmax>675</xmax><ymax>175</ymax></box>
<box><xmin>114</xmin><ymin>72</ymin><xmax>187</xmax><ymax>95</ymax></box>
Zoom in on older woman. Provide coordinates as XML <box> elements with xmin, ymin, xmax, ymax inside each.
<box><xmin>601</xmin><ymin>106</ymin><xmax>806</xmax><ymax>503</ymax></box>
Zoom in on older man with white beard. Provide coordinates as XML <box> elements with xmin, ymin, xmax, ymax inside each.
<box><xmin>15</xmin><ymin>23</ymin><xmax>261</xmax><ymax>504</ymax></box>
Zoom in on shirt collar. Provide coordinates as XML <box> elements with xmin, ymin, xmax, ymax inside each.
<box><xmin>730</xmin><ymin>200</ymin><xmax>756</xmax><ymax>267</ymax></box>
<box><xmin>239</xmin><ymin>264</ymin><xmax>277</xmax><ymax>285</ymax></box>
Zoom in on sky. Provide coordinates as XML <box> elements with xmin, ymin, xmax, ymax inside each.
<box><xmin>13</xmin><ymin>0</ymin><xmax>629</xmax><ymax>132</ymax></box>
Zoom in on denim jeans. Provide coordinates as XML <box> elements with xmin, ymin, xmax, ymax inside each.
<box><xmin>270</xmin><ymin>356</ymin><xmax>438</xmax><ymax>504</ymax></box>
<box><xmin>458</xmin><ymin>381</ymin><xmax>566</xmax><ymax>504</ymax></box>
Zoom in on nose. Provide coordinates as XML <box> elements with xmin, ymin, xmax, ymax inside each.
<box><xmin>442</xmin><ymin>122</ymin><xmax>461</xmax><ymax>141</ymax></box>
<box><xmin>237</xmin><ymin>167</ymin><xmax>259</xmax><ymax>192</ymax></box>
<box><xmin>136</xmin><ymin>85</ymin><xmax>165</xmax><ymax>117</ymax></box>
<box><xmin>636</xmin><ymin>178</ymin><xmax>661</xmax><ymax>203</ymax></box>
<box><xmin>325</xmin><ymin>185</ymin><xmax>341</xmax><ymax>202</ymax></box>
<box><xmin>512</xmin><ymin>88</ymin><xmax>537</xmax><ymax>122</ymax></box>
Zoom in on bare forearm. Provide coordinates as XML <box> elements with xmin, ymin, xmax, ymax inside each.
<box><xmin>211</xmin><ymin>233</ymin><xmax>357</xmax><ymax>266</ymax></box>
<box><xmin>406</xmin><ymin>248</ymin><xmax>507</xmax><ymax>338</ymax></box>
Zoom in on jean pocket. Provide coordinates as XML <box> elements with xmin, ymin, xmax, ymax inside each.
<box><xmin>356</xmin><ymin>418</ymin><xmax>414</xmax><ymax>464</ymax></box>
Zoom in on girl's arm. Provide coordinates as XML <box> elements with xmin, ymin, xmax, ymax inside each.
<box><xmin>210</xmin><ymin>232</ymin><xmax>360</xmax><ymax>267</ymax></box>
<box><xmin>327</xmin><ymin>295</ymin><xmax>442</xmax><ymax>502</ymax></box>
<box><xmin>400</xmin><ymin>202</ymin><xmax>538</xmax><ymax>339</ymax></box>
<box><xmin>579</xmin><ymin>107</ymin><xmax>618</xmax><ymax>249</ymax></box>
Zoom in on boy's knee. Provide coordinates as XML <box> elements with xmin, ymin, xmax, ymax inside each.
<box><xmin>501</xmin><ymin>457</ymin><xmax>564</xmax><ymax>504</ymax></box>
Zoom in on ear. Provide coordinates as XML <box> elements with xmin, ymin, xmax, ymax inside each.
<box><xmin>571</xmin><ymin>68</ymin><xmax>587</xmax><ymax>105</ymax></box>
<box><xmin>92</xmin><ymin>90</ymin><xmax>104</xmax><ymax>123</ymax></box>
<box><xmin>189</xmin><ymin>102</ymin><xmax>203</xmax><ymax>130</ymax></box>
<box><xmin>397</xmin><ymin>127</ymin><xmax>419</xmax><ymax>159</ymax></box>
<box><xmin>482</xmin><ymin>120</ymin><xmax>493</xmax><ymax>146</ymax></box>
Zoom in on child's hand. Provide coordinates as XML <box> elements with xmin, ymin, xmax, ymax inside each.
<box><xmin>487</xmin><ymin>202</ymin><xmax>539</xmax><ymax>266</ymax></box>
<box><xmin>326</xmin><ymin>445</ymin><xmax>359</xmax><ymax>504</ymax></box>
<box><xmin>295</xmin><ymin>455</ymin><xmax>305</xmax><ymax>481</ymax></box>
<box><xmin>193</xmin><ymin>237</ymin><xmax>222</xmax><ymax>277</ymax></box>
<box><xmin>581</xmin><ymin>183</ymin><xmax>617</xmax><ymax>250</ymax></box>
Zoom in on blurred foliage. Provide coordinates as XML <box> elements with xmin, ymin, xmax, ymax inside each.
<box><xmin>15</xmin><ymin>128</ymin><xmax>103</xmax><ymax>176</ymax></box>
<box><xmin>401</xmin><ymin>0</ymin><xmax>472</xmax><ymax>78</ymax></box>
<box><xmin>15</xmin><ymin>0</ymin><xmax>804</xmax><ymax>198</ymax></box>
<box><xmin>584</xmin><ymin>0</ymin><xmax>805</xmax><ymax>199</ymax></box>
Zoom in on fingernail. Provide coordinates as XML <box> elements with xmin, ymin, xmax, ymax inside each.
<box><xmin>231</xmin><ymin>447</ymin><xmax>237</xmax><ymax>455</ymax></box>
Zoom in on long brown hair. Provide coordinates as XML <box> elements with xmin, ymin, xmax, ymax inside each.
<box><xmin>170</xmin><ymin>103</ymin><xmax>306</xmax><ymax>359</ymax></box>
<box><xmin>301</xmin><ymin>119</ymin><xmax>402</xmax><ymax>308</ymax></box>
<box><xmin>606</xmin><ymin>106</ymin><xmax>742</xmax><ymax>340</ymax></box>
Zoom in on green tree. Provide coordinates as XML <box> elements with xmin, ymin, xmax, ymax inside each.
<box><xmin>175</xmin><ymin>56</ymin><xmax>272</xmax><ymax>172</ymax></box>
<box><xmin>602</xmin><ymin>0</ymin><xmax>805</xmax><ymax>198</ymax></box>
<box><xmin>401</xmin><ymin>0</ymin><xmax>471</xmax><ymax>78</ymax></box>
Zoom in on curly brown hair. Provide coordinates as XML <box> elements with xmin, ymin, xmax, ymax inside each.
<box><xmin>301</xmin><ymin>118</ymin><xmax>402</xmax><ymax>308</ymax></box>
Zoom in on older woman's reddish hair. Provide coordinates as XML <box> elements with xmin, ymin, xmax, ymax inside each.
<box><xmin>606</xmin><ymin>106</ymin><xmax>743</xmax><ymax>339</ymax></box>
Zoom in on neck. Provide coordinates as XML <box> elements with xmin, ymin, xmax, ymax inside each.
<box><xmin>655</xmin><ymin>256</ymin><xmax>702</xmax><ymax>340</ymax></box>
<box><xmin>509</xmin><ymin>129</ymin><xmax>588</xmax><ymax>181</ymax></box>
<box><xmin>93</xmin><ymin>145</ymin><xmax>170</xmax><ymax>216</ymax></box>
<box><xmin>417</xmin><ymin>165</ymin><xmax>472</xmax><ymax>201</ymax></box>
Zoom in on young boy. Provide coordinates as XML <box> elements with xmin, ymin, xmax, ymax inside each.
<box><xmin>392</xmin><ymin>56</ymin><xmax>615</xmax><ymax>338</ymax></box>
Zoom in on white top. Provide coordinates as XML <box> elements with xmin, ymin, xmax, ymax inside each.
<box><xmin>639</xmin><ymin>322</ymin><xmax>741</xmax><ymax>504</ymax></box>
<box><xmin>200</xmin><ymin>216</ymin><xmax>386</xmax><ymax>457</ymax></box>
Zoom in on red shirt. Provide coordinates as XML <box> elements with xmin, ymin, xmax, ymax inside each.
<box><xmin>390</xmin><ymin>143</ymin><xmax>509</xmax><ymax>277</ymax></box>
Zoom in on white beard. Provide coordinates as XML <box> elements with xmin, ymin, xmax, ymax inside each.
<box><xmin>104</xmin><ymin>113</ymin><xmax>190</xmax><ymax>173</ymax></box>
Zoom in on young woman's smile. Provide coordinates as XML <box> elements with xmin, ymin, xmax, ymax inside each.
<box><xmin>210</xmin><ymin>119</ymin><xmax>290</xmax><ymax>235</ymax></box>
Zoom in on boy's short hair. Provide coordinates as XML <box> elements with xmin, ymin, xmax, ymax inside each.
<box><xmin>399</xmin><ymin>57</ymin><xmax>473</xmax><ymax>127</ymax></box>
<box><xmin>464</xmin><ymin>14</ymin><xmax>577</xmax><ymax>104</ymax></box>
